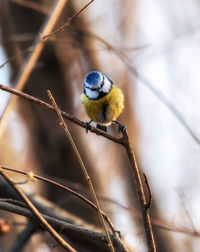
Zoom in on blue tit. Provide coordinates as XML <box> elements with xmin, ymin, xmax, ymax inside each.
<box><xmin>80</xmin><ymin>71</ymin><xmax>124</xmax><ymax>132</ymax></box>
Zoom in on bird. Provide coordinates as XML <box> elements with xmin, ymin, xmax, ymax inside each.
<box><xmin>80</xmin><ymin>71</ymin><xmax>124</xmax><ymax>132</ymax></box>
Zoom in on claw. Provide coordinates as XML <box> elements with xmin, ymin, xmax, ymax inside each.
<box><xmin>112</xmin><ymin>120</ymin><xmax>126</xmax><ymax>133</ymax></box>
<box><xmin>118</xmin><ymin>123</ymin><xmax>126</xmax><ymax>133</ymax></box>
<box><xmin>85</xmin><ymin>120</ymin><xmax>93</xmax><ymax>134</ymax></box>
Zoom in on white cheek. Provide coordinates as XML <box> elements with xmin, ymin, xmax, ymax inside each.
<box><xmin>102</xmin><ymin>77</ymin><xmax>111</xmax><ymax>93</ymax></box>
<box><xmin>85</xmin><ymin>88</ymin><xmax>99</xmax><ymax>100</ymax></box>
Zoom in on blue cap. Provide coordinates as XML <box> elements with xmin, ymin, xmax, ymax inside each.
<box><xmin>84</xmin><ymin>71</ymin><xmax>103</xmax><ymax>86</ymax></box>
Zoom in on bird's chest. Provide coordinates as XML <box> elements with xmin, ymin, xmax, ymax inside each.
<box><xmin>85</xmin><ymin>100</ymin><xmax>111</xmax><ymax>123</ymax></box>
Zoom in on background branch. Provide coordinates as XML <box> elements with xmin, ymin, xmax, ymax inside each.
<box><xmin>0</xmin><ymin>167</ymin><xmax>77</xmax><ymax>252</ymax></box>
<box><xmin>0</xmin><ymin>200</ymin><xmax>128</xmax><ymax>252</ymax></box>
<box><xmin>0</xmin><ymin>165</ymin><xmax>116</xmax><ymax>234</ymax></box>
<box><xmin>1</xmin><ymin>166</ymin><xmax>199</xmax><ymax>239</ymax></box>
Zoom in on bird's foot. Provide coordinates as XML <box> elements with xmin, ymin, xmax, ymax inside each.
<box><xmin>85</xmin><ymin>120</ymin><xmax>93</xmax><ymax>134</ymax></box>
<box><xmin>113</xmin><ymin>121</ymin><xmax>126</xmax><ymax>133</ymax></box>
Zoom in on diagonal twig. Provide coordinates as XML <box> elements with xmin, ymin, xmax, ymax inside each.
<box><xmin>47</xmin><ymin>90</ymin><xmax>116</xmax><ymax>252</ymax></box>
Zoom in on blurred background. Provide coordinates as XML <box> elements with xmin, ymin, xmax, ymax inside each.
<box><xmin>0</xmin><ymin>0</ymin><xmax>200</xmax><ymax>251</ymax></box>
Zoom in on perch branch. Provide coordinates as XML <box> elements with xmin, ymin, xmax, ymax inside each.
<box><xmin>0</xmin><ymin>167</ymin><xmax>77</xmax><ymax>252</ymax></box>
<box><xmin>0</xmin><ymin>84</ymin><xmax>121</xmax><ymax>144</ymax></box>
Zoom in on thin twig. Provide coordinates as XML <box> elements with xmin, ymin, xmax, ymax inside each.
<box><xmin>0</xmin><ymin>165</ymin><xmax>116</xmax><ymax>234</ymax></box>
<box><xmin>47</xmin><ymin>90</ymin><xmax>116</xmax><ymax>252</ymax></box>
<box><xmin>0</xmin><ymin>166</ymin><xmax>77</xmax><ymax>252</ymax></box>
<box><xmin>42</xmin><ymin>0</ymin><xmax>94</xmax><ymax>39</ymax></box>
<box><xmin>0</xmin><ymin>0</ymin><xmax>68</xmax><ymax>139</ymax></box>
<box><xmin>143</xmin><ymin>173</ymin><xmax>152</xmax><ymax>211</ymax></box>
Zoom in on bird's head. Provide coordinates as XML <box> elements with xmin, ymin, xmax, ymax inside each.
<box><xmin>84</xmin><ymin>71</ymin><xmax>113</xmax><ymax>100</ymax></box>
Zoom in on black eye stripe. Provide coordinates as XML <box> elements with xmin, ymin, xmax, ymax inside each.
<box><xmin>86</xmin><ymin>86</ymin><xmax>98</xmax><ymax>91</ymax></box>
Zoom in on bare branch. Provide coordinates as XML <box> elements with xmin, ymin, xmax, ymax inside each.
<box><xmin>0</xmin><ymin>84</ymin><xmax>122</xmax><ymax>144</ymax></box>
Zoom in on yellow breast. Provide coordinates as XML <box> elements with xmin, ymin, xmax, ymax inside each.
<box><xmin>81</xmin><ymin>86</ymin><xmax>124</xmax><ymax>125</ymax></box>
